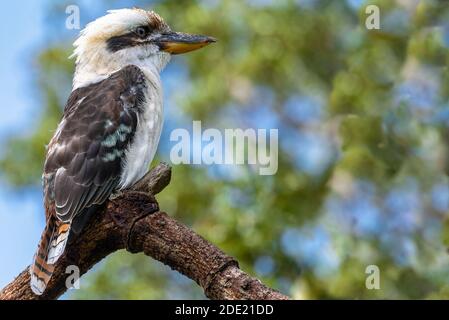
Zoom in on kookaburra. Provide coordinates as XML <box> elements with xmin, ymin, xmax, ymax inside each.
<box><xmin>30</xmin><ymin>8</ymin><xmax>215</xmax><ymax>295</ymax></box>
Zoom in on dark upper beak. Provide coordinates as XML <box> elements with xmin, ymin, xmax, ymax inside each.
<box><xmin>156</xmin><ymin>32</ymin><xmax>216</xmax><ymax>54</ymax></box>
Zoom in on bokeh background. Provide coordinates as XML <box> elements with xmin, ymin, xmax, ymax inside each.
<box><xmin>2</xmin><ymin>0</ymin><xmax>449</xmax><ymax>299</ymax></box>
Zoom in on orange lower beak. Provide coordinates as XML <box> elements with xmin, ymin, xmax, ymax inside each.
<box><xmin>157</xmin><ymin>32</ymin><xmax>216</xmax><ymax>54</ymax></box>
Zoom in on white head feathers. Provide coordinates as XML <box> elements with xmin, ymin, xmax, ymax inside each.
<box><xmin>71</xmin><ymin>8</ymin><xmax>170</xmax><ymax>89</ymax></box>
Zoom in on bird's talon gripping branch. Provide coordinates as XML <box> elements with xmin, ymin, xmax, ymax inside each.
<box><xmin>124</xmin><ymin>200</ymin><xmax>160</xmax><ymax>254</ymax></box>
<box><xmin>109</xmin><ymin>190</ymin><xmax>159</xmax><ymax>228</ymax></box>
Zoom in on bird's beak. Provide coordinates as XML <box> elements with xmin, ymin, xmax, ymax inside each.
<box><xmin>156</xmin><ymin>32</ymin><xmax>216</xmax><ymax>55</ymax></box>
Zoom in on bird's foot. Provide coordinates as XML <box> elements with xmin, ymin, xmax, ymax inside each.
<box><xmin>109</xmin><ymin>190</ymin><xmax>159</xmax><ymax>229</ymax></box>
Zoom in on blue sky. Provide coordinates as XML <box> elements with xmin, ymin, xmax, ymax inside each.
<box><xmin>0</xmin><ymin>1</ymin><xmax>47</xmax><ymax>288</ymax></box>
<box><xmin>0</xmin><ymin>1</ymin><xmax>45</xmax><ymax>136</ymax></box>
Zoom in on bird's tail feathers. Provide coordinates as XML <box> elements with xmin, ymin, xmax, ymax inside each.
<box><xmin>30</xmin><ymin>217</ymin><xmax>71</xmax><ymax>295</ymax></box>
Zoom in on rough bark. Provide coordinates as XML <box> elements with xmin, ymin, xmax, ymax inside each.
<box><xmin>0</xmin><ymin>163</ymin><xmax>289</xmax><ymax>300</ymax></box>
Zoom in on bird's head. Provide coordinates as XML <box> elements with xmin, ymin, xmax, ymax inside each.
<box><xmin>71</xmin><ymin>8</ymin><xmax>215</xmax><ymax>88</ymax></box>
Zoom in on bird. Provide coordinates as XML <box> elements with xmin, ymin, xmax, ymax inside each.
<box><xmin>30</xmin><ymin>8</ymin><xmax>216</xmax><ymax>295</ymax></box>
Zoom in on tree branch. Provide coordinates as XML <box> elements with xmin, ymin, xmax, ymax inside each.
<box><xmin>0</xmin><ymin>163</ymin><xmax>289</xmax><ymax>300</ymax></box>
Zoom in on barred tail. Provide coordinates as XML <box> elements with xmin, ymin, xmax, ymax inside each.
<box><xmin>30</xmin><ymin>217</ymin><xmax>71</xmax><ymax>295</ymax></box>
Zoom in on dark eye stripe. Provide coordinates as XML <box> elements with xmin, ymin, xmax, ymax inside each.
<box><xmin>106</xmin><ymin>33</ymin><xmax>138</xmax><ymax>52</ymax></box>
<box><xmin>106</xmin><ymin>25</ymin><xmax>154</xmax><ymax>53</ymax></box>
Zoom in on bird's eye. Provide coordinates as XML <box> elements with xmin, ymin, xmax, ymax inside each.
<box><xmin>135</xmin><ymin>26</ymin><xmax>149</xmax><ymax>38</ymax></box>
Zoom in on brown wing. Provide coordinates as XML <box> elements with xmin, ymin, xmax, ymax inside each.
<box><xmin>43</xmin><ymin>65</ymin><xmax>147</xmax><ymax>222</ymax></box>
